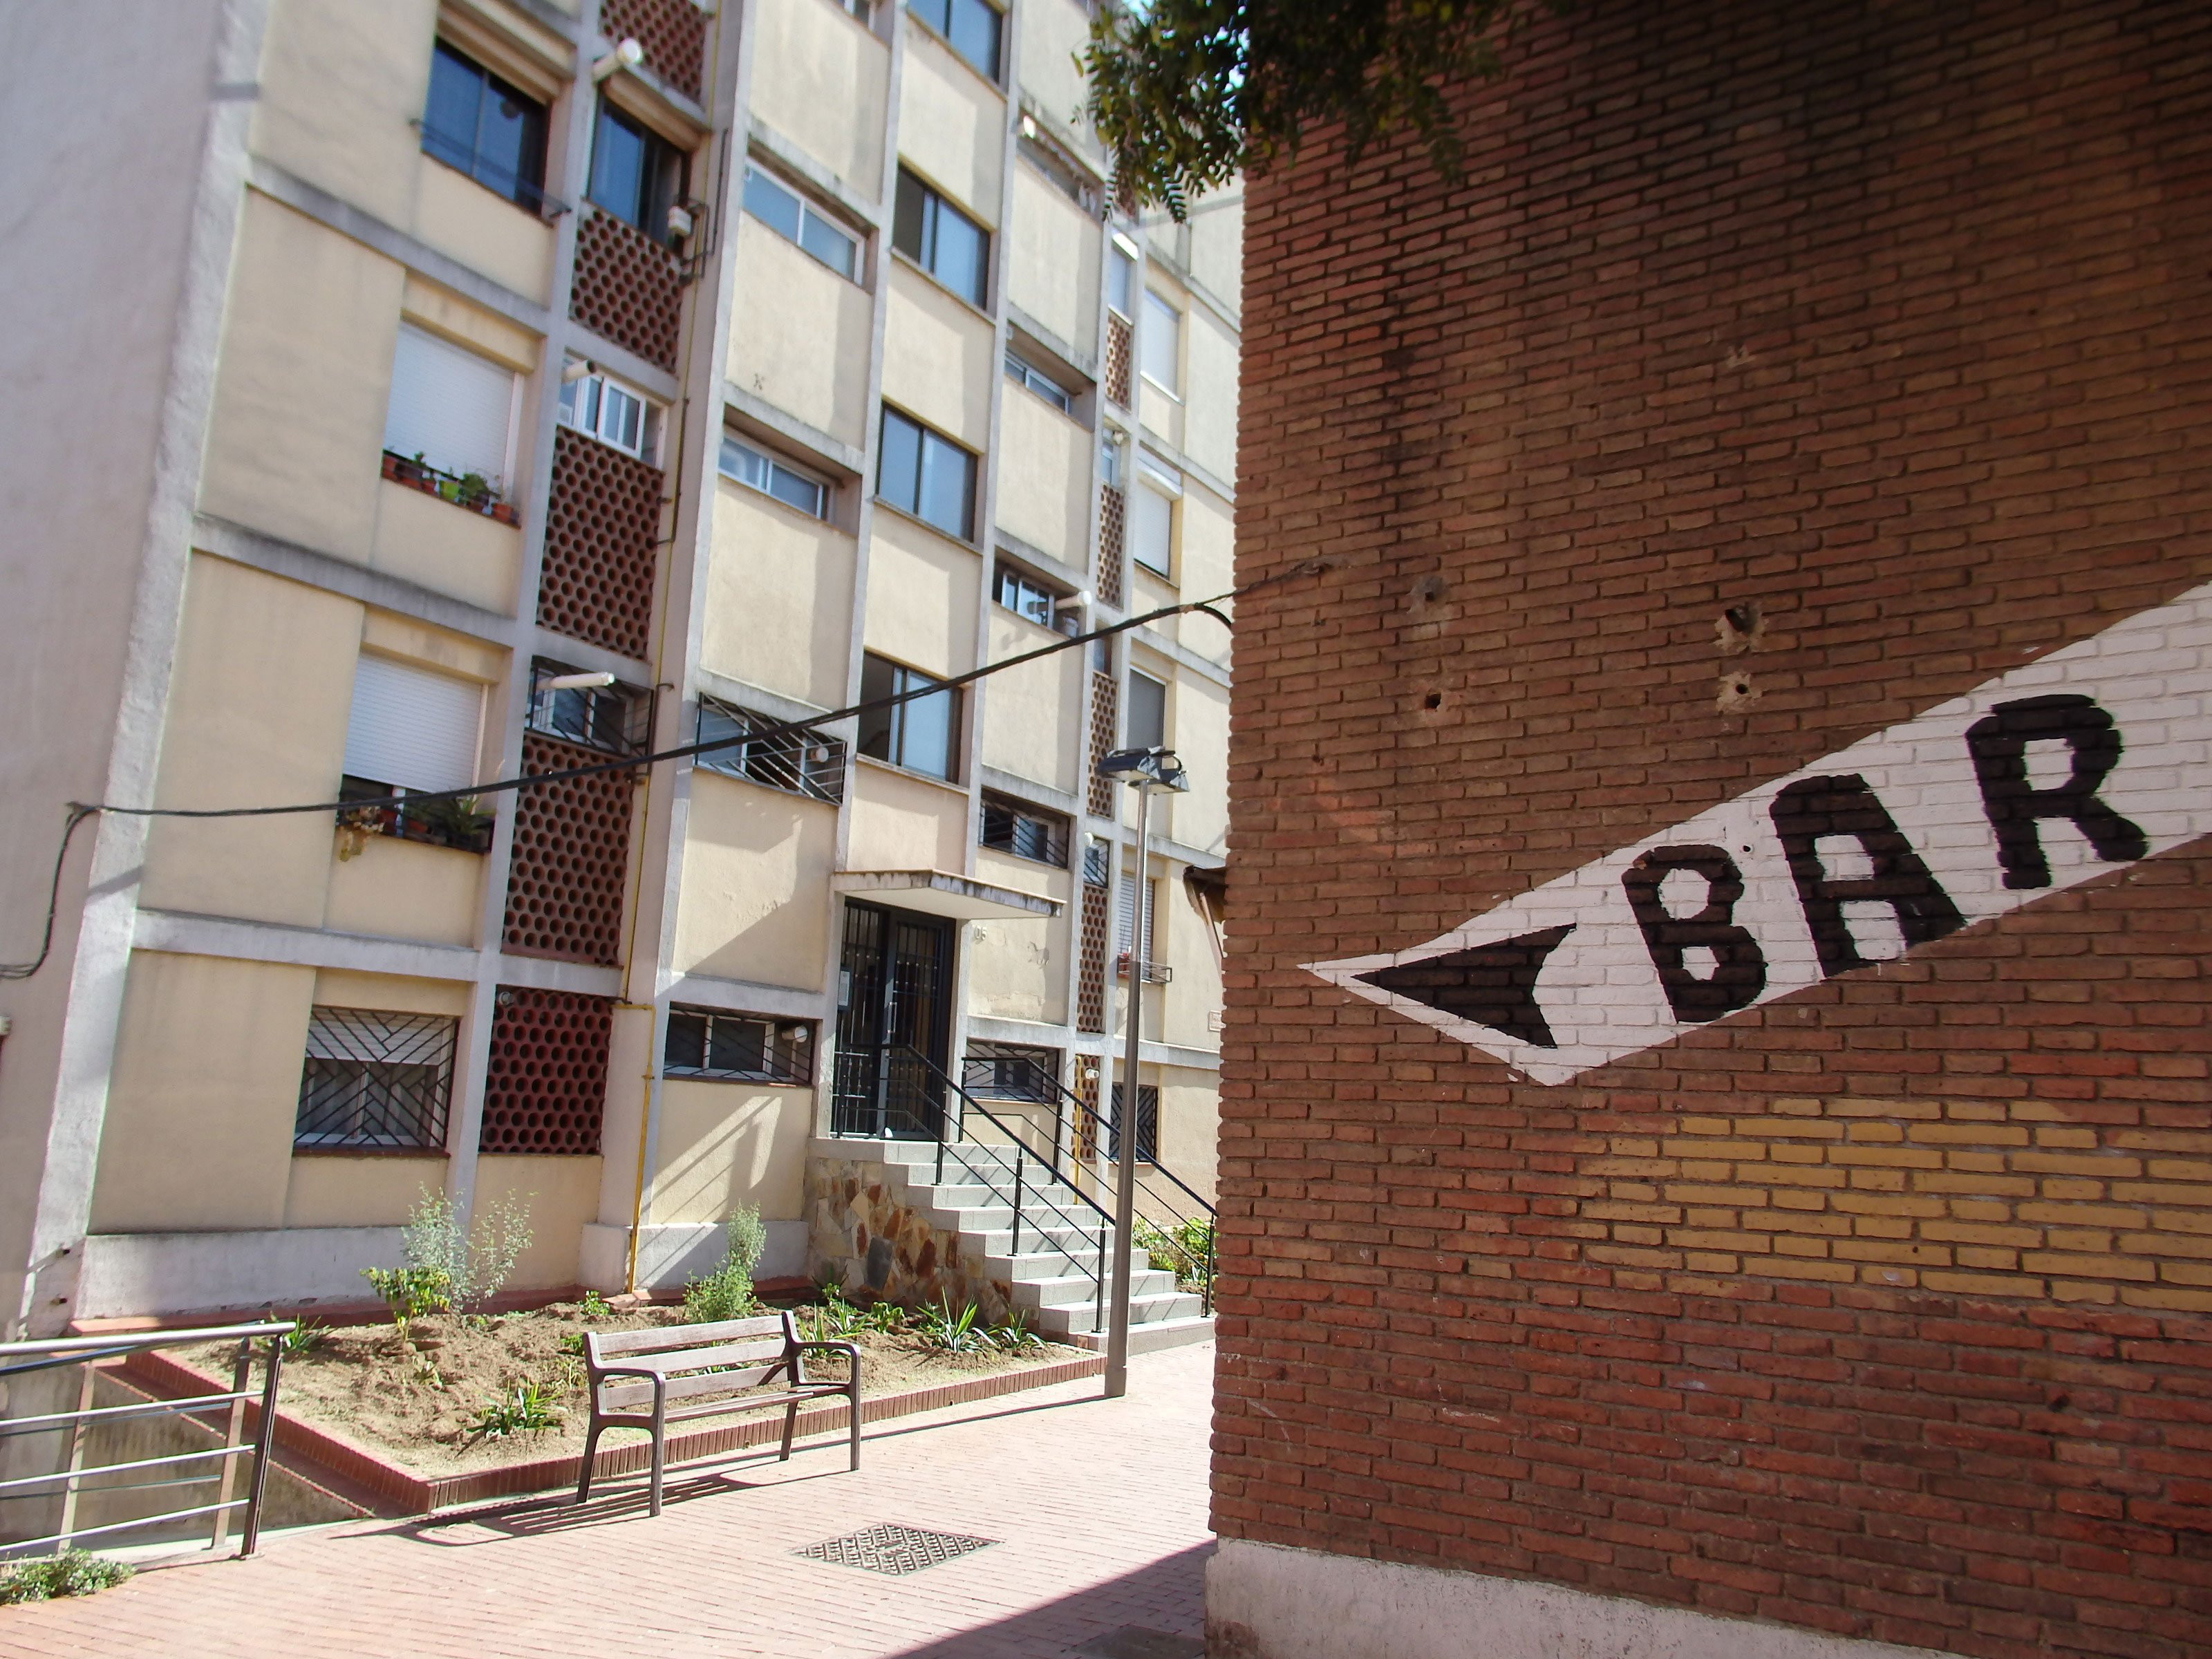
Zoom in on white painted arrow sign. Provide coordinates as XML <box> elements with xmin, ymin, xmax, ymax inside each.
<box><xmin>1306</xmin><ymin>579</ymin><xmax>2212</xmax><ymax>1085</ymax></box>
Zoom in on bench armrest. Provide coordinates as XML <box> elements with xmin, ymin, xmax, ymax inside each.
<box><xmin>585</xmin><ymin>1362</ymin><xmax>668</xmax><ymax>1416</ymax></box>
<box><xmin>789</xmin><ymin>1339</ymin><xmax>859</xmax><ymax>1387</ymax></box>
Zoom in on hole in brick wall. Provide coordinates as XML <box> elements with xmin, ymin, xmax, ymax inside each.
<box><xmin>1716</xmin><ymin>671</ymin><xmax>1760</xmax><ymax>713</ymax></box>
<box><xmin>1716</xmin><ymin>600</ymin><xmax>1765</xmax><ymax>655</ymax></box>
<box><xmin>1423</xmin><ymin>691</ymin><xmax>1443</xmax><ymax>710</ymax></box>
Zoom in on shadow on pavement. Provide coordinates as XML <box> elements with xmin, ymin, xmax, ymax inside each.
<box><xmin>884</xmin><ymin>1541</ymin><xmax>1213</xmax><ymax>1659</ymax></box>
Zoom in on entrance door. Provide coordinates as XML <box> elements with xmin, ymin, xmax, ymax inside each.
<box><xmin>832</xmin><ymin>901</ymin><xmax>955</xmax><ymax>1138</ymax></box>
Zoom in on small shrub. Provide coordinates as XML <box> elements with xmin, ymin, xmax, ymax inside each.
<box><xmin>467</xmin><ymin>1381</ymin><xmax>563</xmax><ymax>1441</ymax></box>
<box><xmin>914</xmin><ymin>1296</ymin><xmax>989</xmax><ymax>1354</ymax></box>
<box><xmin>0</xmin><ymin>1551</ymin><xmax>133</xmax><ymax>1604</ymax></box>
<box><xmin>683</xmin><ymin>1207</ymin><xmax>767</xmax><ymax>1323</ymax></box>
<box><xmin>361</xmin><ymin>1264</ymin><xmax>452</xmax><ymax>1341</ymax></box>
<box><xmin>579</xmin><ymin>1290</ymin><xmax>612</xmax><ymax>1320</ymax></box>
<box><xmin>280</xmin><ymin>1320</ymin><xmax>328</xmax><ymax>1357</ymax></box>
<box><xmin>1136</xmin><ymin>1215</ymin><xmax>1215</xmax><ymax>1293</ymax></box>
<box><xmin>391</xmin><ymin>1190</ymin><xmax>534</xmax><ymax>1320</ymax></box>
<box><xmin>988</xmin><ymin>1312</ymin><xmax>1045</xmax><ymax>1353</ymax></box>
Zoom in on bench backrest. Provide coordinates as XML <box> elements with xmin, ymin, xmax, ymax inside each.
<box><xmin>585</xmin><ymin>1313</ymin><xmax>798</xmax><ymax>1412</ymax></box>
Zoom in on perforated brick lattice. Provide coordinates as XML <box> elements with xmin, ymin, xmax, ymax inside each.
<box><xmin>572</xmin><ymin>206</ymin><xmax>684</xmax><ymax>373</ymax></box>
<box><xmin>1087</xmin><ymin>673</ymin><xmax>1120</xmax><ymax>818</ymax></box>
<box><xmin>1078</xmin><ymin>883</ymin><xmax>1111</xmax><ymax>1035</ymax></box>
<box><xmin>601</xmin><ymin>0</ymin><xmax>704</xmax><ymax>102</ymax></box>
<box><xmin>480</xmin><ymin>986</ymin><xmax>612</xmax><ymax>1155</ymax></box>
<box><xmin>1105</xmin><ymin>311</ymin><xmax>1133</xmax><ymax>407</ymax></box>
<box><xmin>503</xmin><ymin>733</ymin><xmax>635</xmax><ymax>965</ymax></box>
<box><xmin>794</xmin><ymin>1524</ymin><xmax>997</xmax><ymax>1577</ymax></box>
<box><xmin>1096</xmin><ymin>485</ymin><xmax>1126</xmax><ymax>611</ymax></box>
<box><xmin>540</xmin><ymin>427</ymin><xmax>661</xmax><ymax>662</ymax></box>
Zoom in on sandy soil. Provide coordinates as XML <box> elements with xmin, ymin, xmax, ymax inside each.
<box><xmin>187</xmin><ymin>1302</ymin><xmax>1083</xmax><ymax>1478</ymax></box>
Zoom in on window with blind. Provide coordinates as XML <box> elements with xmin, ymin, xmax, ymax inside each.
<box><xmin>339</xmin><ymin>655</ymin><xmax>490</xmax><ymax>852</ymax></box>
<box><xmin>1116</xmin><ymin>872</ymin><xmax>1161</xmax><ymax>980</ymax></box>
<box><xmin>383</xmin><ymin>324</ymin><xmax>518</xmax><ymax>489</ymax></box>
<box><xmin>294</xmin><ymin>1007</ymin><xmax>458</xmax><ymax>1150</ymax></box>
<box><xmin>1132</xmin><ymin>478</ymin><xmax>1174</xmax><ymax>578</ymax></box>
<box><xmin>1141</xmin><ymin>291</ymin><xmax>1181</xmax><ymax>394</ymax></box>
<box><xmin>1126</xmin><ymin>671</ymin><xmax>1168</xmax><ymax>751</ymax></box>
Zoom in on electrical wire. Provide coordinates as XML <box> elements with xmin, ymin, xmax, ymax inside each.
<box><xmin>0</xmin><ymin>559</ymin><xmax>1324</xmax><ymax>981</ymax></box>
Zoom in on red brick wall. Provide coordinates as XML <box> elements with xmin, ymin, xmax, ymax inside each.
<box><xmin>1220</xmin><ymin>3</ymin><xmax>2212</xmax><ymax>1656</ymax></box>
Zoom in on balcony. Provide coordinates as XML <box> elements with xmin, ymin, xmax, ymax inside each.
<box><xmin>571</xmin><ymin>205</ymin><xmax>684</xmax><ymax>373</ymax></box>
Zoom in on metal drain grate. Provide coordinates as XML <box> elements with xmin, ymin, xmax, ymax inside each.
<box><xmin>794</xmin><ymin>1522</ymin><xmax>999</xmax><ymax>1576</ymax></box>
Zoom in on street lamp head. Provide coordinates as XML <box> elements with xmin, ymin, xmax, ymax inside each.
<box><xmin>1095</xmin><ymin>746</ymin><xmax>1189</xmax><ymax>791</ymax></box>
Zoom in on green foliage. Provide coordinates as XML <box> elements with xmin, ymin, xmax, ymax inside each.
<box><xmin>683</xmin><ymin>1206</ymin><xmax>767</xmax><ymax>1323</ymax></box>
<box><xmin>400</xmin><ymin>1190</ymin><xmax>534</xmax><ymax>1317</ymax></box>
<box><xmin>988</xmin><ymin>1312</ymin><xmax>1046</xmax><ymax>1353</ymax></box>
<box><xmin>279</xmin><ymin>1320</ymin><xmax>328</xmax><ymax>1357</ymax></box>
<box><xmin>405</xmin><ymin>792</ymin><xmax>493</xmax><ymax>849</ymax></box>
<box><xmin>467</xmin><ymin>1380</ymin><xmax>563</xmax><ymax>1441</ymax></box>
<box><xmin>1084</xmin><ymin>0</ymin><xmax>1560</xmax><ymax>218</ymax></box>
<box><xmin>0</xmin><ymin>1551</ymin><xmax>133</xmax><ymax>1604</ymax></box>
<box><xmin>579</xmin><ymin>1290</ymin><xmax>613</xmax><ymax>1320</ymax></box>
<box><xmin>361</xmin><ymin>1264</ymin><xmax>453</xmax><ymax>1339</ymax></box>
<box><xmin>914</xmin><ymin>1296</ymin><xmax>991</xmax><ymax>1354</ymax></box>
<box><xmin>1135</xmin><ymin>1215</ymin><xmax>1217</xmax><ymax>1293</ymax></box>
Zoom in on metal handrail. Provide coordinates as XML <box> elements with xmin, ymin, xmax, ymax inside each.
<box><xmin>0</xmin><ymin>1320</ymin><xmax>292</xmax><ymax>1562</ymax></box>
<box><xmin>881</xmin><ymin>1047</ymin><xmax>1117</xmax><ymax>1333</ymax></box>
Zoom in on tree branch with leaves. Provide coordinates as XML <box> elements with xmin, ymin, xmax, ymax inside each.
<box><xmin>1085</xmin><ymin>0</ymin><xmax>1562</xmax><ymax>218</ymax></box>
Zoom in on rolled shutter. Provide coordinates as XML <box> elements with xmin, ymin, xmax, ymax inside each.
<box><xmin>1115</xmin><ymin>872</ymin><xmax>1154</xmax><ymax>964</ymax></box>
<box><xmin>382</xmin><ymin>324</ymin><xmax>516</xmax><ymax>484</ymax></box>
<box><xmin>342</xmin><ymin>655</ymin><xmax>485</xmax><ymax>794</ymax></box>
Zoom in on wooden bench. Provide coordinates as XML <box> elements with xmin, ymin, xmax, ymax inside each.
<box><xmin>576</xmin><ymin>1312</ymin><xmax>860</xmax><ymax>1515</ymax></box>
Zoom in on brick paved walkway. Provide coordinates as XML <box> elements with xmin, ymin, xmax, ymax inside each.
<box><xmin>0</xmin><ymin>1343</ymin><xmax>1215</xmax><ymax>1659</ymax></box>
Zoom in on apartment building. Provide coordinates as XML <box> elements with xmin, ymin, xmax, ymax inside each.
<box><xmin>0</xmin><ymin>0</ymin><xmax>1239</xmax><ymax>1338</ymax></box>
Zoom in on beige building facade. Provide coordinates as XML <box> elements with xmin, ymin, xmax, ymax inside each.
<box><xmin>0</xmin><ymin>0</ymin><xmax>1236</xmax><ymax>1337</ymax></box>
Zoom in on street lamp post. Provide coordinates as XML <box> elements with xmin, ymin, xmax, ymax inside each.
<box><xmin>1094</xmin><ymin>746</ymin><xmax>1188</xmax><ymax>1399</ymax></box>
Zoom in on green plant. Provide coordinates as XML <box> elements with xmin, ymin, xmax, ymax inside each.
<box><xmin>579</xmin><ymin>1289</ymin><xmax>613</xmax><ymax>1320</ymax></box>
<box><xmin>1136</xmin><ymin>1215</ymin><xmax>1217</xmax><ymax>1293</ymax></box>
<box><xmin>279</xmin><ymin>1320</ymin><xmax>328</xmax><ymax>1357</ymax></box>
<box><xmin>398</xmin><ymin>1190</ymin><xmax>534</xmax><ymax>1317</ymax></box>
<box><xmin>360</xmin><ymin>1264</ymin><xmax>453</xmax><ymax>1341</ymax></box>
<box><xmin>914</xmin><ymin>1295</ymin><xmax>989</xmax><ymax>1354</ymax></box>
<box><xmin>0</xmin><ymin>1550</ymin><xmax>134</xmax><ymax>1604</ymax></box>
<box><xmin>683</xmin><ymin>1206</ymin><xmax>768</xmax><ymax>1323</ymax></box>
<box><xmin>467</xmin><ymin>1380</ymin><xmax>563</xmax><ymax>1441</ymax></box>
<box><xmin>988</xmin><ymin>1312</ymin><xmax>1045</xmax><ymax>1353</ymax></box>
<box><xmin>405</xmin><ymin>792</ymin><xmax>493</xmax><ymax>850</ymax></box>
<box><xmin>810</xmin><ymin>1286</ymin><xmax>864</xmax><ymax>1340</ymax></box>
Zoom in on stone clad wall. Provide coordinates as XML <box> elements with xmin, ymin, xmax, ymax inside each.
<box><xmin>805</xmin><ymin>1156</ymin><xmax>1016</xmax><ymax>1321</ymax></box>
<box><xmin>1215</xmin><ymin>3</ymin><xmax>2212</xmax><ymax>1657</ymax></box>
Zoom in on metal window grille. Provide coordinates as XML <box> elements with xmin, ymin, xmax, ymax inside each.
<box><xmin>528</xmin><ymin>659</ymin><xmax>653</xmax><ymax>756</ymax></box>
<box><xmin>1083</xmin><ymin>836</ymin><xmax>1112</xmax><ymax>887</ymax></box>
<box><xmin>664</xmin><ymin>1007</ymin><xmax>815</xmax><ymax>1085</ymax></box>
<box><xmin>980</xmin><ymin>791</ymin><xmax>1070</xmax><ymax>867</ymax></box>
<box><xmin>294</xmin><ymin>1008</ymin><xmax>457</xmax><ymax>1150</ymax></box>
<box><xmin>696</xmin><ymin>699</ymin><xmax>846</xmax><ymax>803</ymax></box>
<box><xmin>963</xmin><ymin>1042</ymin><xmax>1061</xmax><ymax>1100</ymax></box>
<box><xmin>1106</xmin><ymin>1082</ymin><xmax>1159</xmax><ymax>1163</ymax></box>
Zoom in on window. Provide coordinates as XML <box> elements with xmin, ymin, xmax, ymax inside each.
<box><xmin>1127</xmin><ymin>670</ymin><xmax>1168</xmax><ymax>750</ymax></box>
<box><xmin>720</xmin><ymin>433</ymin><xmax>830</xmax><ymax>519</ymax></box>
<box><xmin>877</xmin><ymin>406</ymin><xmax>976</xmax><ymax>540</ymax></box>
<box><xmin>1004</xmin><ymin>352</ymin><xmax>1073</xmax><ymax>413</ymax></box>
<box><xmin>859</xmin><ymin>653</ymin><xmax>960</xmax><ymax>780</ymax></box>
<box><xmin>892</xmin><ymin>169</ymin><xmax>988</xmax><ymax>306</ymax></box>
<box><xmin>1132</xmin><ymin>476</ymin><xmax>1174</xmax><ymax>577</ymax></box>
<box><xmin>344</xmin><ymin>655</ymin><xmax>485</xmax><ymax>797</ymax></box>
<box><xmin>1105</xmin><ymin>1082</ymin><xmax>1159</xmax><ymax>1163</ymax></box>
<box><xmin>421</xmin><ymin>41</ymin><xmax>548</xmax><ymax>211</ymax></box>
<box><xmin>664</xmin><ymin>1007</ymin><xmax>815</xmax><ymax>1085</ymax></box>
<box><xmin>1141</xmin><ymin>291</ymin><xmax>1181</xmax><ymax>393</ymax></box>
<box><xmin>1107</xmin><ymin>243</ymin><xmax>1136</xmax><ymax>319</ymax></box>
<box><xmin>1082</xmin><ymin>835</ymin><xmax>1112</xmax><ymax>887</ymax></box>
<box><xmin>1017</xmin><ymin>134</ymin><xmax>1098</xmax><ymax>213</ymax></box>
<box><xmin>384</xmin><ymin>324</ymin><xmax>517</xmax><ymax>490</ymax></box>
<box><xmin>588</xmin><ymin>99</ymin><xmax>685</xmax><ymax>243</ymax></box>
<box><xmin>1100</xmin><ymin>430</ymin><xmax>1126</xmax><ymax>490</ymax></box>
<box><xmin>742</xmin><ymin>166</ymin><xmax>859</xmax><ymax>280</ymax></box>
<box><xmin>909</xmin><ymin>0</ymin><xmax>1002</xmax><ymax>79</ymax></box>
<box><xmin>981</xmin><ymin>791</ymin><xmax>1070</xmax><ymax>867</ymax></box>
<box><xmin>964</xmin><ymin>1042</ymin><xmax>1060</xmax><ymax>1101</ymax></box>
<box><xmin>994</xmin><ymin>564</ymin><xmax>1078</xmax><ymax>635</ymax></box>
<box><xmin>294</xmin><ymin>1008</ymin><xmax>458</xmax><ymax>1150</ymax></box>
<box><xmin>696</xmin><ymin>699</ymin><xmax>847</xmax><ymax>803</ymax></box>
<box><xmin>528</xmin><ymin>660</ymin><xmax>652</xmax><ymax>754</ymax></box>
<box><xmin>1116</xmin><ymin>872</ymin><xmax>1157</xmax><ymax>967</ymax></box>
<box><xmin>559</xmin><ymin>365</ymin><xmax>659</xmax><ymax>463</ymax></box>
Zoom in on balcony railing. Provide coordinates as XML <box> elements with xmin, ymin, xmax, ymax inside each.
<box><xmin>382</xmin><ymin>451</ymin><xmax>520</xmax><ymax>526</ymax></box>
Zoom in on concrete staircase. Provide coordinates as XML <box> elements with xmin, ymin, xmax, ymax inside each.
<box><xmin>827</xmin><ymin>1138</ymin><xmax>1214</xmax><ymax>1353</ymax></box>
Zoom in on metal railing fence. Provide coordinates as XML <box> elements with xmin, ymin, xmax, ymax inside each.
<box><xmin>0</xmin><ymin>1320</ymin><xmax>291</xmax><ymax>1562</ymax></box>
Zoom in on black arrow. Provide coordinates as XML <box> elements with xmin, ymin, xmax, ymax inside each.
<box><xmin>1355</xmin><ymin>924</ymin><xmax>1576</xmax><ymax>1050</ymax></box>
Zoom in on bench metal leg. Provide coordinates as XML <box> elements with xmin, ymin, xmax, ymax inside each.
<box><xmin>848</xmin><ymin>1378</ymin><xmax>861</xmax><ymax>1471</ymax></box>
<box><xmin>648</xmin><ymin>1396</ymin><xmax>667</xmax><ymax>1518</ymax></box>
<box><xmin>575</xmin><ymin>1420</ymin><xmax>603</xmax><ymax>1506</ymax></box>
<box><xmin>780</xmin><ymin>1399</ymin><xmax>798</xmax><ymax>1462</ymax></box>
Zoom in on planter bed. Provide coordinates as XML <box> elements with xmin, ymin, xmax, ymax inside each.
<box><xmin>123</xmin><ymin>1301</ymin><xmax>1101</xmax><ymax>1516</ymax></box>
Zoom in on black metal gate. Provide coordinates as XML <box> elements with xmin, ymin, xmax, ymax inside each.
<box><xmin>832</xmin><ymin>901</ymin><xmax>954</xmax><ymax>1138</ymax></box>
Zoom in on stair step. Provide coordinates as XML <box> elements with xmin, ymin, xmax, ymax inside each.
<box><xmin>1002</xmin><ymin>1268</ymin><xmax>1183</xmax><ymax>1308</ymax></box>
<box><xmin>1050</xmin><ymin>1315</ymin><xmax>1215</xmax><ymax>1356</ymax></box>
<box><xmin>1030</xmin><ymin>1290</ymin><xmax>1206</xmax><ymax>1333</ymax></box>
